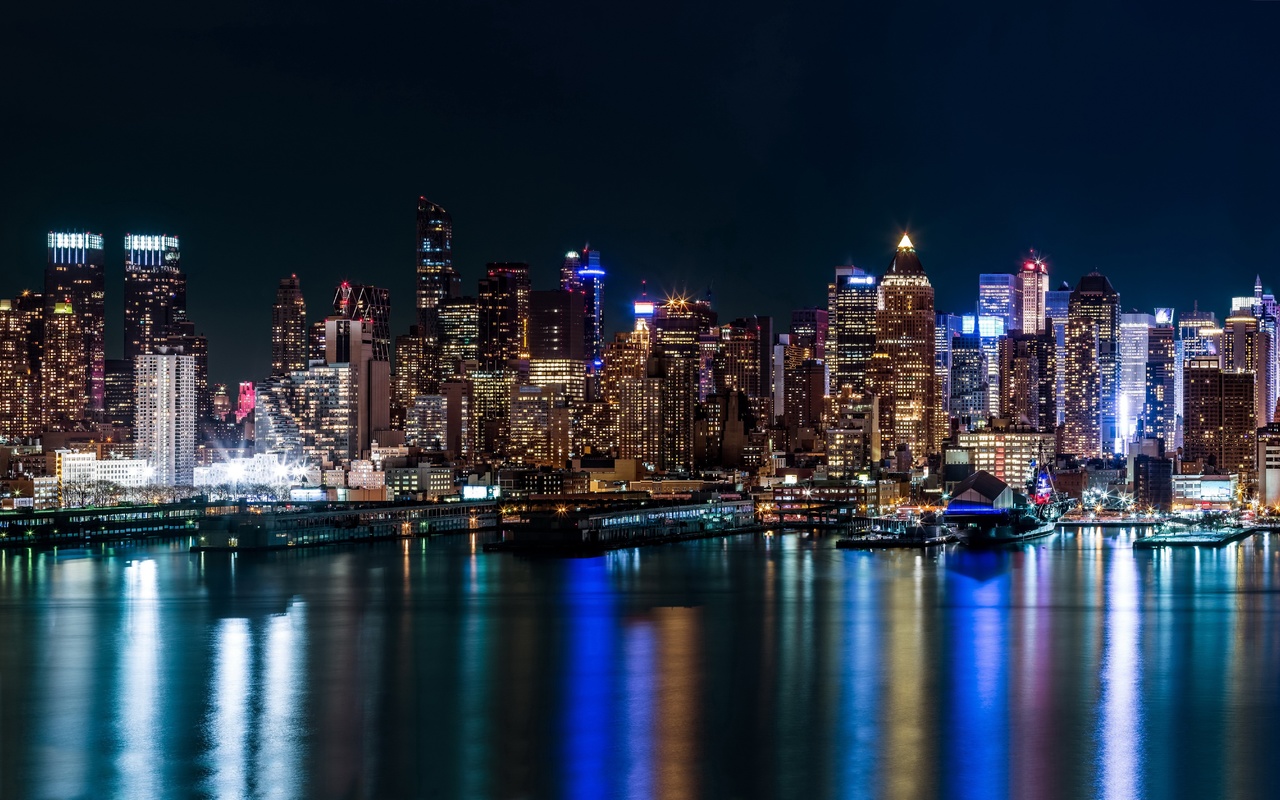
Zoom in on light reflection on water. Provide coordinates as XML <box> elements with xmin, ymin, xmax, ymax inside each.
<box><xmin>2</xmin><ymin>529</ymin><xmax>1280</xmax><ymax>798</ymax></box>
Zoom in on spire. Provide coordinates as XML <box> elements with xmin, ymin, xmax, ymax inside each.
<box><xmin>898</xmin><ymin>233</ymin><xmax>914</xmax><ymax>250</ymax></box>
<box><xmin>886</xmin><ymin>234</ymin><xmax>926</xmax><ymax>276</ymax></box>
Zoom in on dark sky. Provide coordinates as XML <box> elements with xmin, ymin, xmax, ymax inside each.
<box><xmin>4</xmin><ymin>1</ymin><xmax>1280</xmax><ymax>385</ymax></box>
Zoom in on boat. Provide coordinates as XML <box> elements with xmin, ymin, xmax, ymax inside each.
<box><xmin>945</xmin><ymin>470</ymin><xmax>1074</xmax><ymax>547</ymax></box>
<box><xmin>836</xmin><ymin>512</ymin><xmax>960</xmax><ymax>549</ymax></box>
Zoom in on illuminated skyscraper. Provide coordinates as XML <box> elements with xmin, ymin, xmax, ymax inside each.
<box><xmin>1183</xmin><ymin>357</ymin><xmax>1256</xmax><ymax>477</ymax></box>
<box><xmin>1119</xmin><ymin>312</ymin><xmax>1156</xmax><ymax>447</ymax></box>
<box><xmin>828</xmin><ymin>266</ymin><xmax>877</xmax><ymax>392</ymax></box>
<box><xmin>1016</xmin><ymin>255</ymin><xmax>1049</xmax><ymax>334</ymax></box>
<box><xmin>104</xmin><ymin>359</ymin><xmax>135</xmax><ymax>430</ymax></box>
<box><xmin>653</xmin><ymin>298</ymin><xmax>714</xmax><ymax>472</ymax></box>
<box><xmin>123</xmin><ymin>234</ymin><xmax>184</xmax><ymax>361</ymax></box>
<box><xmin>393</xmin><ymin>326</ymin><xmax>436</xmax><ymax>422</ymax></box>
<box><xmin>333</xmin><ymin>283</ymin><xmax>391</xmax><ymax>362</ymax></box>
<box><xmin>1045</xmin><ymin>281</ymin><xmax>1072</xmax><ymax>425</ymax></box>
<box><xmin>714</xmin><ymin>317</ymin><xmax>770</xmax><ymax>399</ymax></box>
<box><xmin>134</xmin><ymin>350</ymin><xmax>197</xmax><ymax>485</ymax></box>
<box><xmin>271</xmin><ymin>274</ymin><xmax>307</xmax><ymax>376</ymax></box>
<box><xmin>1144</xmin><ymin>322</ymin><xmax>1177</xmax><ymax>448</ymax></box>
<box><xmin>949</xmin><ymin>333</ymin><xmax>988</xmax><ymax>427</ymax></box>
<box><xmin>326</xmin><ymin>315</ymin><xmax>390</xmax><ymax>457</ymax></box>
<box><xmin>962</xmin><ymin>313</ymin><xmax>1007</xmax><ymax>416</ymax></box>
<box><xmin>416</xmin><ymin>198</ymin><xmax>459</xmax><ymax>331</ymax></box>
<box><xmin>41</xmin><ymin>302</ymin><xmax>85</xmax><ymax>432</ymax></box>
<box><xmin>1066</xmin><ymin>272</ymin><xmax>1120</xmax><ymax>454</ymax></box>
<box><xmin>1223</xmin><ymin>309</ymin><xmax>1272</xmax><ymax>427</ymax></box>
<box><xmin>978</xmin><ymin>273</ymin><xmax>1021</xmax><ymax>334</ymax></box>
<box><xmin>1063</xmin><ymin>313</ymin><xmax>1101</xmax><ymax>457</ymax></box>
<box><xmin>439</xmin><ymin>296</ymin><xmax>480</xmax><ymax>371</ymax></box>
<box><xmin>0</xmin><ymin>300</ymin><xmax>37</xmax><ymax>439</ymax></box>
<box><xmin>560</xmin><ymin>250</ymin><xmax>582</xmax><ymax>293</ymax></box>
<box><xmin>935</xmin><ymin>313</ymin><xmax>964</xmax><ymax>421</ymax></box>
<box><xmin>508</xmin><ymin>384</ymin><xmax>571</xmax><ymax>467</ymax></box>
<box><xmin>790</xmin><ymin>308</ymin><xmax>828</xmax><ymax>360</ymax></box>
<box><xmin>478</xmin><ymin>265</ymin><xmax>528</xmax><ymax>366</ymax></box>
<box><xmin>577</xmin><ymin>246</ymin><xmax>605</xmax><ymax>364</ymax></box>
<box><xmin>46</xmin><ymin>231</ymin><xmax>105</xmax><ymax>414</ymax></box>
<box><xmin>997</xmin><ymin>331</ymin><xmax>1056</xmax><ymax>431</ymax></box>
<box><xmin>872</xmin><ymin>234</ymin><xmax>939</xmax><ymax>458</ymax></box>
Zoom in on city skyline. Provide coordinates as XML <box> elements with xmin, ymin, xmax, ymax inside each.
<box><xmin>3</xmin><ymin>213</ymin><xmax>1275</xmax><ymax>388</ymax></box>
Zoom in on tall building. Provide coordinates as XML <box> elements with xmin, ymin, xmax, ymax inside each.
<box><xmin>949</xmin><ymin>333</ymin><xmax>988</xmax><ymax>427</ymax></box>
<box><xmin>41</xmin><ymin>302</ymin><xmax>85</xmax><ymax>432</ymax></box>
<box><xmin>978</xmin><ymin>273</ymin><xmax>1021</xmax><ymax>334</ymax></box>
<box><xmin>415</xmin><ymin>198</ymin><xmax>459</xmax><ymax>333</ymax></box>
<box><xmin>560</xmin><ymin>250</ymin><xmax>582</xmax><ymax>293</ymax></box>
<box><xmin>1257</xmin><ymin>422</ymin><xmax>1280</xmax><ymax>508</ymax></box>
<box><xmin>1063</xmin><ymin>314</ymin><xmax>1101</xmax><ymax>458</ymax></box>
<box><xmin>997</xmin><ymin>332</ymin><xmax>1055</xmax><ymax>431</ymax></box>
<box><xmin>715</xmin><ymin>317</ymin><xmax>770</xmax><ymax>399</ymax></box>
<box><xmin>529</xmin><ymin>290</ymin><xmax>585</xmax><ymax>361</ymax></box>
<box><xmin>46</xmin><ymin>231</ymin><xmax>105</xmax><ymax>414</ymax></box>
<box><xmin>1016</xmin><ymin>255</ymin><xmax>1050</xmax><ymax>334</ymax></box>
<box><xmin>790</xmin><ymin>308</ymin><xmax>828</xmax><ymax>360</ymax></box>
<box><xmin>1118</xmin><ymin>312</ymin><xmax>1156</xmax><ymax>447</ymax></box>
<box><xmin>1045</xmin><ymin>281</ymin><xmax>1073</xmax><ymax>425</ymax></box>
<box><xmin>871</xmin><ymin>234</ymin><xmax>939</xmax><ymax>459</ymax></box>
<box><xmin>1183</xmin><ymin>357</ymin><xmax>1256</xmax><ymax>477</ymax></box>
<box><xmin>1223</xmin><ymin>309</ymin><xmax>1273</xmax><ymax>428</ymax></box>
<box><xmin>828</xmin><ymin>267</ymin><xmax>877</xmax><ymax>392</ymax></box>
<box><xmin>123</xmin><ymin>234</ymin><xmax>184</xmax><ymax>361</ymax></box>
<box><xmin>825</xmin><ymin>390</ymin><xmax>879</xmax><ymax>477</ymax></box>
<box><xmin>393</xmin><ymin>326</ymin><xmax>436</xmax><ymax>422</ymax></box>
<box><xmin>326</xmin><ymin>315</ymin><xmax>390</xmax><ymax>457</ymax></box>
<box><xmin>104</xmin><ymin>359</ymin><xmax>135</xmax><ymax>430</ymax></box>
<box><xmin>439</xmin><ymin>296</ymin><xmax>480</xmax><ymax>373</ymax></box>
<box><xmin>652</xmin><ymin>298</ymin><xmax>714</xmax><ymax>473</ymax></box>
<box><xmin>478</xmin><ymin>267</ymin><xmax>527</xmax><ymax>366</ymax></box>
<box><xmin>577</xmin><ymin>247</ymin><xmax>606</xmax><ymax>364</ymax></box>
<box><xmin>935</xmin><ymin>313</ymin><xmax>964</xmax><ymax>421</ymax></box>
<box><xmin>0</xmin><ymin>299</ymin><xmax>36</xmax><ymax>439</ymax></box>
<box><xmin>333</xmin><ymin>283</ymin><xmax>391</xmax><ymax>362</ymax></box>
<box><xmin>962</xmin><ymin>313</ymin><xmax>1007</xmax><ymax>416</ymax></box>
<box><xmin>271</xmin><ymin>274</ymin><xmax>307</xmax><ymax>376</ymax></box>
<box><xmin>507</xmin><ymin>384</ymin><xmax>571</xmax><ymax>467</ymax></box>
<box><xmin>1144</xmin><ymin>323</ymin><xmax>1177</xmax><ymax>449</ymax></box>
<box><xmin>1066</xmin><ymin>272</ymin><xmax>1120</xmax><ymax>454</ymax></box>
<box><xmin>134</xmin><ymin>350</ymin><xmax>197</xmax><ymax>486</ymax></box>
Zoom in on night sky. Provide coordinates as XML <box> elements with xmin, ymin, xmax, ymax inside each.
<box><xmin>4</xmin><ymin>1</ymin><xmax>1280</xmax><ymax>385</ymax></box>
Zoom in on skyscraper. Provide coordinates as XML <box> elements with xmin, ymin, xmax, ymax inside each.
<box><xmin>828</xmin><ymin>267</ymin><xmax>877</xmax><ymax>392</ymax></box>
<box><xmin>871</xmin><ymin>234</ymin><xmax>938</xmax><ymax>459</ymax></box>
<box><xmin>271</xmin><ymin>274</ymin><xmax>307</xmax><ymax>376</ymax></box>
<box><xmin>41</xmin><ymin>302</ymin><xmax>85</xmax><ymax>432</ymax></box>
<box><xmin>1045</xmin><ymin>281</ymin><xmax>1073</xmax><ymax>425</ymax></box>
<box><xmin>478</xmin><ymin>267</ymin><xmax>525</xmax><ymax>366</ymax></box>
<box><xmin>1063</xmin><ymin>313</ymin><xmax>1101</xmax><ymax>458</ymax></box>
<box><xmin>46</xmin><ymin>231</ymin><xmax>105</xmax><ymax>414</ymax></box>
<box><xmin>123</xmin><ymin>234</ymin><xmax>184</xmax><ymax>361</ymax></box>
<box><xmin>1223</xmin><ymin>309</ymin><xmax>1273</xmax><ymax>428</ymax></box>
<box><xmin>1144</xmin><ymin>322</ymin><xmax>1177</xmax><ymax>448</ymax></box>
<box><xmin>978</xmin><ymin>273</ymin><xmax>1021</xmax><ymax>334</ymax></box>
<box><xmin>416</xmin><ymin>198</ymin><xmax>459</xmax><ymax>332</ymax></box>
<box><xmin>134</xmin><ymin>350</ymin><xmax>197</xmax><ymax>485</ymax></box>
<box><xmin>1066</xmin><ymin>272</ymin><xmax>1120</xmax><ymax>454</ymax></box>
<box><xmin>485</xmin><ymin>263</ymin><xmax>531</xmax><ymax>357</ymax></box>
<box><xmin>439</xmin><ymin>296</ymin><xmax>480</xmax><ymax>371</ymax></box>
<box><xmin>560</xmin><ymin>250</ymin><xmax>582</xmax><ymax>293</ymax></box>
<box><xmin>1118</xmin><ymin>312</ymin><xmax>1156</xmax><ymax>447</ymax></box>
<box><xmin>790</xmin><ymin>308</ymin><xmax>829</xmax><ymax>360</ymax></box>
<box><xmin>1016</xmin><ymin>255</ymin><xmax>1050</xmax><ymax>334</ymax></box>
<box><xmin>577</xmin><ymin>247</ymin><xmax>605</xmax><ymax>364</ymax></box>
<box><xmin>0</xmin><ymin>299</ymin><xmax>36</xmax><ymax>439</ymax></box>
<box><xmin>1183</xmin><ymin>357</ymin><xmax>1256</xmax><ymax>477</ymax></box>
<box><xmin>949</xmin><ymin>333</ymin><xmax>988</xmax><ymax>427</ymax></box>
<box><xmin>333</xmin><ymin>283</ymin><xmax>391</xmax><ymax>362</ymax></box>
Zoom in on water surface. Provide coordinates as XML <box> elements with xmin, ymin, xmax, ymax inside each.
<box><xmin>2</xmin><ymin>527</ymin><xmax>1279</xmax><ymax>799</ymax></box>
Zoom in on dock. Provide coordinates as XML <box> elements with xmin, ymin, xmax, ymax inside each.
<box><xmin>193</xmin><ymin>501</ymin><xmax>499</xmax><ymax>551</ymax></box>
<box><xmin>484</xmin><ymin>498</ymin><xmax>757</xmax><ymax>555</ymax></box>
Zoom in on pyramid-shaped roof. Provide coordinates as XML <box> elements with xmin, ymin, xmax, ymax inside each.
<box><xmin>886</xmin><ymin>233</ymin><xmax>926</xmax><ymax>276</ymax></box>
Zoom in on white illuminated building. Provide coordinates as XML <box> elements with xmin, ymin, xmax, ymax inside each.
<box><xmin>135</xmin><ymin>351</ymin><xmax>197</xmax><ymax>486</ymax></box>
<box><xmin>194</xmin><ymin>453</ymin><xmax>305</xmax><ymax>488</ymax></box>
<box><xmin>1118</xmin><ymin>312</ymin><xmax>1155</xmax><ymax>450</ymax></box>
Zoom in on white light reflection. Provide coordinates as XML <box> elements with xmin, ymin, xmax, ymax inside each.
<box><xmin>1097</xmin><ymin>545</ymin><xmax>1143</xmax><ymax>799</ymax></box>
<box><xmin>202</xmin><ymin>617</ymin><xmax>249</xmax><ymax>798</ymax></box>
<box><xmin>255</xmin><ymin>602</ymin><xmax>306</xmax><ymax>799</ymax></box>
<box><xmin>117</xmin><ymin>559</ymin><xmax>161</xmax><ymax>796</ymax></box>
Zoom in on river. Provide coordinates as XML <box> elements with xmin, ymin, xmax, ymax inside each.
<box><xmin>1</xmin><ymin>528</ymin><xmax>1278</xmax><ymax>799</ymax></box>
